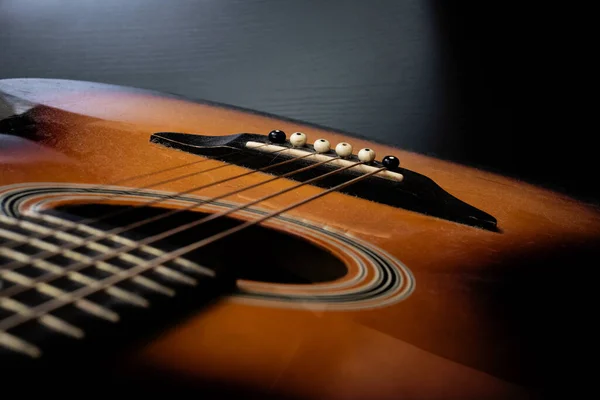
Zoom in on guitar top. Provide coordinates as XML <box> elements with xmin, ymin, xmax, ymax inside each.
<box><xmin>1</xmin><ymin>78</ymin><xmax>598</xmax><ymax>398</ymax></box>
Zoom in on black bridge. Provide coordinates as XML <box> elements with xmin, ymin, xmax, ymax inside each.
<box><xmin>150</xmin><ymin>131</ymin><xmax>498</xmax><ymax>231</ymax></box>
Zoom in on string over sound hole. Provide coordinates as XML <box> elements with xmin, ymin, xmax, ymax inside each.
<box><xmin>55</xmin><ymin>204</ymin><xmax>348</xmax><ymax>285</ymax></box>
<box><xmin>0</xmin><ymin>202</ymin><xmax>348</xmax><ymax>363</ymax></box>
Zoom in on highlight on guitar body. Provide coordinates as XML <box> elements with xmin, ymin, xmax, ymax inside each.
<box><xmin>1</xmin><ymin>79</ymin><xmax>599</xmax><ymax>399</ymax></box>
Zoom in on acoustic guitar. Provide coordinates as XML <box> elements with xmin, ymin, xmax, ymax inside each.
<box><xmin>0</xmin><ymin>79</ymin><xmax>597</xmax><ymax>398</ymax></box>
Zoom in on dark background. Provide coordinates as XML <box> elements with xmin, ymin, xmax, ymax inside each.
<box><xmin>0</xmin><ymin>0</ymin><xmax>593</xmax><ymax>201</ymax></box>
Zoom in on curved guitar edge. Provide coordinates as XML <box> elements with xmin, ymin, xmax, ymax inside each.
<box><xmin>1</xmin><ymin>78</ymin><xmax>599</xmax><ymax>399</ymax></box>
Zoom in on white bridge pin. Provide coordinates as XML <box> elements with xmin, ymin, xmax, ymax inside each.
<box><xmin>313</xmin><ymin>139</ymin><xmax>331</xmax><ymax>153</ymax></box>
<box><xmin>290</xmin><ymin>132</ymin><xmax>307</xmax><ymax>147</ymax></box>
<box><xmin>358</xmin><ymin>148</ymin><xmax>376</xmax><ymax>163</ymax></box>
<box><xmin>335</xmin><ymin>142</ymin><xmax>353</xmax><ymax>158</ymax></box>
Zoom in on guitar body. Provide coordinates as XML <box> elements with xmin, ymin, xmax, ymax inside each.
<box><xmin>1</xmin><ymin>79</ymin><xmax>598</xmax><ymax>398</ymax></box>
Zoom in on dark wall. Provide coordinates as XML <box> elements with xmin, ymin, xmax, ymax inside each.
<box><xmin>430</xmin><ymin>2</ymin><xmax>593</xmax><ymax>201</ymax></box>
<box><xmin>0</xmin><ymin>1</ymin><xmax>592</xmax><ymax>201</ymax></box>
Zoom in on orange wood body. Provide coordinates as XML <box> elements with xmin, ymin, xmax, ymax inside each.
<box><xmin>1</xmin><ymin>79</ymin><xmax>599</xmax><ymax>398</ymax></box>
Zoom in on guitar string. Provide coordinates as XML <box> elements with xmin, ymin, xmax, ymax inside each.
<box><xmin>0</xmin><ymin>164</ymin><xmax>384</xmax><ymax>332</ymax></box>
<box><xmin>0</xmin><ymin>156</ymin><xmax>356</xmax><ymax>306</ymax></box>
<box><xmin>0</xmin><ymin>143</ymin><xmax>301</xmax><ymax>266</ymax></box>
<box><xmin>0</xmin><ymin>157</ymin><xmax>210</xmax><ymax>246</ymax></box>
<box><xmin>87</xmin><ymin>158</ymin><xmax>211</xmax><ymax>185</ymax></box>
<box><xmin>1</xmin><ymin>162</ymin><xmax>225</xmax><ymax>251</ymax></box>
<box><xmin>0</xmin><ymin>146</ymin><xmax>314</xmax><ymax>274</ymax></box>
<box><xmin>0</xmin><ymin>144</ymin><xmax>270</xmax><ymax>251</ymax></box>
<box><xmin>0</xmin><ymin>152</ymin><xmax>341</xmax><ymax>295</ymax></box>
<box><xmin>0</xmin><ymin>154</ymin><xmax>342</xmax><ymax>298</ymax></box>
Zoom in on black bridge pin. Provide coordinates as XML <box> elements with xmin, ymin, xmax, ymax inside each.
<box><xmin>268</xmin><ymin>129</ymin><xmax>287</xmax><ymax>144</ymax></box>
<box><xmin>382</xmin><ymin>155</ymin><xmax>400</xmax><ymax>169</ymax></box>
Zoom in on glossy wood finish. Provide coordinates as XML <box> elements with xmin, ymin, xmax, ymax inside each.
<box><xmin>2</xmin><ymin>79</ymin><xmax>599</xmax><ymax>398</ymax></box>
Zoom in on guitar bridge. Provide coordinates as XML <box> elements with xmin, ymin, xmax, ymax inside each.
<box><xmin>150</xmin><ymin>131</ymin><xmax>498</xmax><ymax>232</ymax></box>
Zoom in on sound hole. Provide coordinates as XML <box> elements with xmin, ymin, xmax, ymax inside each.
<box><xmin>52</xmin><ymin>204</ymin><xmax>348</xmax><ymax>284</ymax></box>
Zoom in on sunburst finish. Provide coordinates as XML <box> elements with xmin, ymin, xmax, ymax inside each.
<box><xmin>1</xmin><ymin>79</ymin><xmax>599</xmax><ymax>398</ymax></box>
